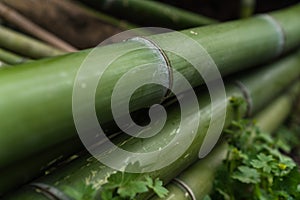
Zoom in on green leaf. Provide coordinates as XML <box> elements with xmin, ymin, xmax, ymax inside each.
<box><xmin>216</xmin><ymin>188</ymin><xmax>231</xmax><ymax>200</ymax></box>
<box><xmin>145</xmin><ymin>176</ymin><xmax>153</xmax><ymax>187</ymax></box>
<box><xmin>64</xmin><ymin>183</ymin><xmax>97</xmax><ymax>200</ymax></box>
<box><xmin>232</xmin><ymin>166</ymin><xmax>260</xmax><ymax>184</ymax></box>
<box><xmin>271</xmin><ymin>156</ymin><xmax>297</xmax><ymax>177</ymax></box>
<box><xmin>211</xmin><ymin>119</ymin><xmax>300</xmax><ymax>200</ymax></box>
<box><xmin>152</xmin><ymin>178</ymin><xmax>169</xmax><ymax>198</ymax></box>
<box><xmin>275</xmin><ymin>139</ymin><xmax>292</xmax><ymax>153</ymax></box>
<box><xmin>105</xmin><ymin>172</ymin><xmax>123</xmax><ymax>188</ymax></box>
<box><xmin>101</xmin><ymin>171</ymin><xmax>169</xmax><ymax>199</ymax></box>
<box><xmin>250</xmin><ymin>153</ymin><xmax>274</xmax><ymax>173</ymax></box>
<box><xmin>101</xmin><ymin>189</ymin><xmax>113</xmax><ymax>200</ymax></box>
<box><xmin>121</xmin><ymin>173</ymin><xmax>140</xmax><ymax>185</ymax></box>
<box><xmin>273</xmin><ymin>168</ymin><xmax>300</xmax><ymax>199</ymax></box>
<box><xmin>117</xmin><ymin>181</ymin><xmax>148</xmax><ymax>199</ymax></box>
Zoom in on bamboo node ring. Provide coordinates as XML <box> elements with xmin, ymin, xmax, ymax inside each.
<box><xmin>172</xmin><ymin>178</ymin><xmax>197</xmax><ymax>200</ymax></box>
<box><xmin>260</xmin><ymin>14</ymin><xmax>286</xmax><ymax>56</ymax></box>
<box><xmin>30</xmin><ymin>182</ymin><xmax>72</xmax><ymax>200</ymax></box>
<box><xmin>235</xmin><ymin>80</ymin><xmax>253</xmax><ymax>117</ymax></box>
<box><xmin>129</xmin><ymin>36</ymin><xmax>173</xmax><ymax>102</ymax></box>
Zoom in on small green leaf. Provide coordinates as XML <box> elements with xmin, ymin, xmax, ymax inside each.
<box><xmin>216</xmin><ymin>188</ymin><xmax>231</xmax><ymax>200</ymax></box>
<box><xmin>101</xmin><ymin>189</ymin><xmax>113</xmax><ymax>200</ymax></box>
<box><xmin>250</xmin><ymin>153</ymin><xmax>274</xmax><ymax>173</ymax></box>
<box><xmin>117</xmin><ymin>181</ymin><xmax>148</xmax><ymax>199</ymax></box>
<box><xmin>152</xmin><ymin>178</ymin><xmax>169</xmax><ymax>198</ymax></box>
<box><xmin>232</xmin><ymin>166</ymin><xmax>260</xmax><ymax>184</ymax></box>
<box><xmin>145</xmin><ymin>176</ymin><xmax>153</xmax><ymax>187</ymax></box>
<box><xmin>106</xmin><ymin>172</ymin><xmax>123</xmax><ymax>187</ymax></box>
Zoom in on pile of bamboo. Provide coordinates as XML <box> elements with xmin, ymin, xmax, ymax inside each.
<box><xmin>0</xmin><ymin>1</ymin><xmax>299</xmax><ymax>199</ymax></box>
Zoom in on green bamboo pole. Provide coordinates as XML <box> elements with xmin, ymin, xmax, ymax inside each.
<box><xmin>151</xmin><ymin>84</ymin><xmax>299</xmax><ymax>200</ymax></box>
<box><xmin>0</xmin><ymin>138</ymin><xmax>83</xmax><ymax>196</ymax></box>
<box><xmin>0</xmin><ymin>25</ymin><xmax>64</xmax><ymax>58</ymax></box>
<box><xmin>4</xmin><ymin>49</ymin><xmax>300</xmax><ymax>200</ymax></box>
<box><xmin>0</xmin><ymin>132</ymin><xmax>120</xmax><ymax>195</ymax></box>
<box><xmin>0</xmin><ymin>5</ymin><xmax>299</xmax><ymax>173</ymax></box>
<box><xmin>0</xmin><ymin>48</ymin><xmax>29</xmax><ymax>65</ymax></box>
<box><xmin>81</xmin><ymin>0</ymin><xmax>217</xmax><ymax>29</ymax></box>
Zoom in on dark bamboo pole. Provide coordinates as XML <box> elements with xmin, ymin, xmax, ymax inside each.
<box><xmin>81</xmin><ymin>0</ymin><xmax>218</xmax><ymax>29</ymax></box>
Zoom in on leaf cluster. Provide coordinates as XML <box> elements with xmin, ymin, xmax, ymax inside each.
<box><xmin>210</xmin><ymin>120</ymin><xmax>300</xmax><ymax>200</ymax></box>
<box><xmin>101</xmin><ymin>172</ymin><xmax>168</xmax><ymax>200</ymax></box>
<box><xmin>64</xmin><ymin>171</ymin><xmax>168</xmax><ymax>200</ymax></box>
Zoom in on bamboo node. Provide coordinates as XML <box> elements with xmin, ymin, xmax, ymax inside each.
<box><xmin>129</xmin><ymin>36</ymin><xmax>173</xmax><ymax>101</ymax></box>
<box><xmin>260</xmin><ymin>14</ymin><xmax>286</xmax><ymax>56</ymax></box>
<box><xmin>30</xmin><ymin>183</ymin><xmax>71</xmax><ymax>200</ymax></box>
<box><xmin>172</xmin><ymin>178</ymin><xmax>196</xmax><ymax>200</ymax></box>
<box><xmin>235</xmin><ymin>81</ymin><xmax>253</xmax><ymax>117</ymax></box>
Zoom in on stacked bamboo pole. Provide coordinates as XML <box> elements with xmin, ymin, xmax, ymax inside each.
<box><xmin>3</xmin><ymin>48</ymin><xmax>300</xmax><ymax>199</ymax></box>
<box><xmin>0</xmin><ymin>5</ymin><xmax>299</xmax><ymax>173</ymax></box>
<box><xmin>0</xmin><ymin>3</ymin><xmax>299</xmax><ymax>198</ymax></box>
<box><xmin>0</xmin><ymin>25</ymin><xmax>64</xmax><ymax>58</ymax></box>
<box><xmin>0</xmin><ymin>48</ymin><xmax>28</xmax><ymax>65</ymax></box>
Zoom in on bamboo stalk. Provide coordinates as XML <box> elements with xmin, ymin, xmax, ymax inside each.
<box><xmin>0</xmin><ymin>25</ymin><xmax>64</xmax><ymax>58</ymax></box>
<box><xmin>53</xmin><ymin>0</ymin><xmax>137</xmax><ymax>30</ymax></box>
<box><xmin>0</xmin><ymin>138</ymin><xmax>83</xmax><ymax>195</ymax></box>
<box><xmin>81</xmin><ymin>0</ymin><xmax>218</xmax><ymax>29</ymax></box>
<box><xmin>1</xmin><ymin>0</ymin><xmax>137</xmax><ymax>49</ymax></box>
<box><xmin>151</xmin><ymin>84</ymin><xmax>300</xmax><ymax>200</ymax></box>
<box><xmin>0</xmin><ymin>4</ymin><xmax>299</xmax><ymax>176</ymax></box>
<box><xmin>0</xmin><ymin>2</ymin><xmax>77</xmax><ymax>52</ymax></box>
<box><xmin>3</xmin><ymin>49</ymin><xmax>300</xmax><ymax>199</ymax></box>
<box><xmin>0</xmin><ymin>48</ymin><xmax>29</xmax><ymax>65</ymax></box>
